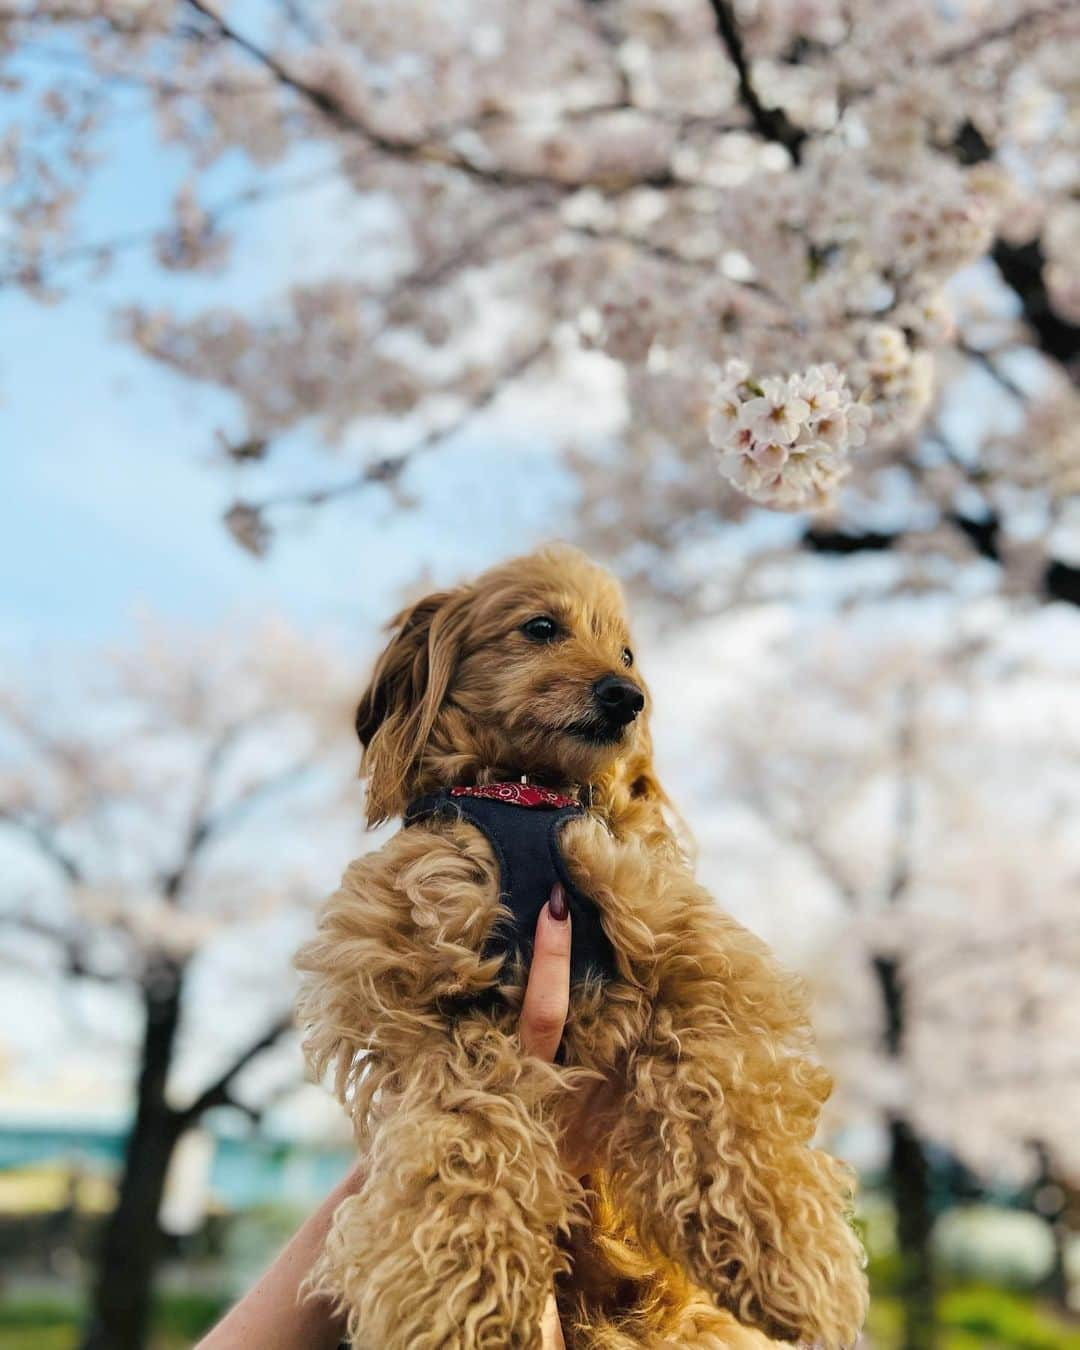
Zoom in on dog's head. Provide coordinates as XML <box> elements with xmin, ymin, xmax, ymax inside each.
<box><xmin>356</xmin><ymin>544</ymin><xmax>668</xmax><ymax>830</ymax></box>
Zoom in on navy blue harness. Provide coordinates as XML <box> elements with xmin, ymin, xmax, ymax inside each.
<box><xmin>403</xmin><ymin>785</ymin><xmax>618</xmax><ymax>989</ymax></box>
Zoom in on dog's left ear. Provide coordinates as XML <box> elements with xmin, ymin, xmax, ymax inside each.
<box><xmin>356</xmin><ymin>588</ymin><xmax>465</xmax><ymax>825</ymax></box>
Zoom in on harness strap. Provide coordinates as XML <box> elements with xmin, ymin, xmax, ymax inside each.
<box><xmin>404</xmin><ymin>787</ymin><xmax>618</xmax><ymax>989</ymax></box>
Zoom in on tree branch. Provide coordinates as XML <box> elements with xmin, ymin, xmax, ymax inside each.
<box><xmin>707</xmin><ymin>0</ymin><xmax>807</xmax><ymax>162</ymax></box>
<box><xmin>274</xmin><ymin>0</ymin><xmax>321</xmax><ymax>44</ymax></box>
<box><xmin>160</xmin><ymin>744</ymin><xmax>315</xmax><ymax>900</ymax></box>
<box><xmin>840</xmin><ymin>1</ymin><xmax>1080</xmax><ymax>105</ymax></box>
<box><xmin>804</xmin><ymin>512</ymin><xmax>1080</xmax><ymax>608</ymax></box>
<box><xmin>12</xmin><ymin>40</ymin><xmax>264</xmax><ymax>97</ymax></box>
<box><xmin>2</xmin><ymin>911</ymin><xmax>128</xmax><ymax>983</ymax></box>
<box><xmin>957</xmin><ymin>339</ymin><xmax>1029</xmax><ymax>403</ymax></box>
<box><xmin>227</xmin><ymin>334</ymin><xmax>553</xmax><ymax>551</ymax></box>
<box><xmin>0</xmin><ymin>808</ymin><xmax>84</xmax><ymax>883</ymax></box>
<box><xmin>182</xmin><ymin>0</ymin><xmax>676</xmax><ymax>192</ymax></box>
<box><xmin>913</xmin><ymin>918</ymin><xmax>1080</xmax><ymax>981</ymax></box>
<box><xmin>159</xmin><ymin>720</ymin><xmax>256</xmax><ymax>902</ymax></box>
<box><xmin>884</xmin><ymin>681</ymin><xmax>917</xmax><ymax>907</ymax></box>
<box><xmin>176</xmin><ymin>1014</ymin><xmax>293</xmax><ymax>1127</ymax></box>
<box><xmin>731</xmin><ymin>774</ymin><xmax>862</xmax><ymax>910</ymax></box>
<box><xmin>991</xmin><ymin>237</ymin><xmax>1080</xmax><ymax>371</ymax></box>
<box><xmin>928</xmin><ymin>0</ymin><xmax>1080</xmax><ymax>69</ymax></box>
<box><xmin>0</xmin><ymin>158</ymin><xmax>370</xmax><ymax>291</ymax></box>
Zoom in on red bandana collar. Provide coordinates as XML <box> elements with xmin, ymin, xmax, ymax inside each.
<box><xmin>450</xmin><ymin>781</ymin><xmax>578</xmax><ymax>809</ymax></box>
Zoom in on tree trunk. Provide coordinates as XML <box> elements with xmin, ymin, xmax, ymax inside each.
<box><xmin>889</xmin><ymin>1114</ymin><xmax>936</xmax><ymax>1350</ymax></box>
<box><xmin>875</xmin><ymin>955</ymin><xmax>936</xmax><ymax>1350</ymax></box>
<box><xmin>82</xmin><ymin>958</ymin><xmax>186</xmax><ymax>1350</ymax></box>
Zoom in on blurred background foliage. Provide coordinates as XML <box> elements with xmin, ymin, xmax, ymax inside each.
<box><xmin>1</xmin><ymin>0</ymin><xmax>1079</xmax><ymax>1347</ymax></box>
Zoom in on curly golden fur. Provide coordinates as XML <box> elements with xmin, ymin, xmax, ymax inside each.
<box><xmin>296</xmin><ymin>545</ymin><xmax>867</xmax><ymax>1349</ymax></box>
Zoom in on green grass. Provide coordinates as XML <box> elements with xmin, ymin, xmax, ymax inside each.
<box><xmin>940</xmin><ymin>1285</ymin><xmax>1080</xmax><ymax>1350</ymax></box>
<box><xmin>866</xmin><ymin>1285</ymin><xmax>1080</xmax><ymax>1349</ymax></box>
<box><xmin>0</xmin><ymin>1292</ymin><xmax>229</xmax><ymax>1350</ymax></box>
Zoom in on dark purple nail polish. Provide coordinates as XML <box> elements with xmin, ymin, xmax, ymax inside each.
<box><xmin>549</xmin><ymin>883</ymin><xmax>568</xmax><ymax>921</ymax></box>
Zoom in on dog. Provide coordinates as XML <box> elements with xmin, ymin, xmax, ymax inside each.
<box><xmin>296</xmin><ymin>545</ymin><xmax>867</xmax><ymax>1349</ymax></box>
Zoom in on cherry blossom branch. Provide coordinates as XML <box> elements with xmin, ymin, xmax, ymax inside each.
<box><xmin>176</xmin><ymin>1015</ymin><xmax>295</xmax><ymax>1128</ymax></box>
<box><xmin>838</xmin><ymin>0</ymin><xmax>1080</xmax><ymax>105</ymax></box>
<box><xmin>707</xmin><ymin>0</ymin><xmax>807</xmax><ymax>162</ymax></box>
<box><xmin>182</xmin><ymin>0</ymin><xmax>678</xmax><ymax>192</ymax></box>
<box><xmin>159</xmin><ymin>720</ymin><xmax>257</xmax><ymax>902</ymax></box>
<box><xmin>571</xmin><ymin>0</ymin><xmax>633</xmax><ymax>106</ymax></box>
<box><xmin>565</xmin><ymin>221</ymin><xmax>716</xmax><ymax>273</ymax></box>
<box><xmin>174</xmin><ymin>1013</ymin><xmax>293</xmax><ymax>1127</ymax></box>
<box><xmin>913</xmin><ymin>919</ymin><xmax>1080</xmax><ymax>981</ymax></box>
<box><xmin>2</xmin><ymin>910</ymin><xmax>128</xmax><ymax>983</ymax></box>
<box><xmin>991</xmin><ymin>237</ymin><xmax>1080</xmax><ymax>369</ymax></box>
<box><xmin>274</xmin><ymin>0</ymin><xmax>320</xmax><ymax>44</ymax></box>
<box><xmin>436</xmin><ymin>100</ymin><xmax>745</xmax><ymax>137</ymax></box>
<box><xmin>226</xmin><ymin>334</ymin><xmax>553</xmax><ymax>553</ymax></box>
<box><xmin>929</xmin><ymin>0</ymin><xmax>1080</xmax><ymax>69</ymax></box>
<box><xmin>0</xmin><ymin>807</ymin><xmax>84</xmax><ymax>883</ymax></box>
<box><xmin>883</xmin><ymin>682</ymin><xmax>917</xmax><ymax>908</ymax></box>
<box><xmin>12</xmin><ymin>40</ymin><xmax>263</xmax><ymax>97</ymax></box>
<box><xmin>370</xmin><ymin>200</ymin><xmax>555</xmax><ymax>321</ymax></box>
<box><xmin>160</xmin><ymin>754</ymin><xmax>315</xmax><ymax>901</ymax></box>
<box><xmin>0</xmin><ymin>158</ymin><xmax>367</xmax><ymax>291</ymax></box>
<box><xmin>957</xmin><ymin>340</ymin><xmax>1029</xmax><ymax>403</ymax></box>
<box><xmin>730</xmin><ymin>778</ymin><xmax>862</xmax><ymax>910</ymax></box>
<box><xmin>805</xmin><ymin>512</ymin><xmax>1080</xmax><ymax>608</ymax></box>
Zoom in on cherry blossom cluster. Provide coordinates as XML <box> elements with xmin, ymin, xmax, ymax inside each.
<box><xmin>1</xmin><ymin>0</ymin><xmax>1077</xmax><ymax>578</ymax></box>
<box><xmin>850</xmin><ymin>323</ymin><xmax>935</xmax><ymax>448</ymax></box>
<box><xmin>707</xmin><ymin>360</ymin><xmax>870</xmax><ymax>512</ymax></box>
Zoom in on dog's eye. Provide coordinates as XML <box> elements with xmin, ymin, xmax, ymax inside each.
<box><xmin>522</xmin><ymin>616</ymin><xmax>559</xmax><ymax>642</ymax></box>
<box><xmin>621</xmin><ymin>646</ymin><xmax>634</xmax><ymax>667</ymax></box>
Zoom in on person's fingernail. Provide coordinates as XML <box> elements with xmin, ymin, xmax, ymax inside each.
<box><xmin>549</xmin><ymin>883</ymin><xmax>568</xmax><ymax>921</ymax></box>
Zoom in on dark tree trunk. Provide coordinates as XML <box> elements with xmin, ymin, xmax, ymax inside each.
<box><xmin>874</xmin><ymin>956</ymin><xmax>936</xmax><ymax>1350</ymax></box>
<box><xmin>889</xmin><ymin>1115</ymin><xmax>936</xmax><ymax>1350</ymax></box>
<box><xmin>82</xmin><ymin>957</ymin><xmax>186</xmax><ymax>1350</ymax></box>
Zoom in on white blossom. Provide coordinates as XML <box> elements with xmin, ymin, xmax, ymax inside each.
<box><xmin>708</xmin><ymin>361</ymin><xmax>866</xmax><ymax>511</ymax></box>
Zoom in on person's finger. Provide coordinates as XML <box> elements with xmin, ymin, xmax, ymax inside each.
<box><xmin>519</xmin><ymin>884</ymin><xmax>571</xmax><ymax>1062</ymax></box>
<box><xmin>539</xmin><ymin>1289</ymin><xmax>567</xmax><ymax>1349</ymax></box>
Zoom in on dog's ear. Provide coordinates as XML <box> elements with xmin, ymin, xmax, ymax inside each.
<box><xmin>356</xmin><ymin>589</ymin><xmax>464</xmax><ymax>825</ymax></box>
<box><xmin>355</xmin><ymin>592</ymin><xmax>448</xmax><ymax>749</ymax></box>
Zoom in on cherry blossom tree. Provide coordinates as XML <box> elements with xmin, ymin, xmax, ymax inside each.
<box><xmin>0</xmin><ymin>620</ymin><xmax>357</xmax><ymax>1350</ymax></box>
<box><xmin>3</xmin><ymin>6</ymin><xmax>1080</xmax><ymax>1348</ymax></box>
<box><xmin>679</xmin><ymin>605</ymin><xmax>1080</xmax><ymax>1347</ymax></box>
<box><xmin>1</xmin><ymin>0</ymin><xmax>1077</xmax><ymax>601</ymax></box>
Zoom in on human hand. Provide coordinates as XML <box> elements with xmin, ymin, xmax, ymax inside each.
<box><xmin>520</xmin><ymin>883</ymin><xmax>572</xmax><ymax>1350</ymax></box>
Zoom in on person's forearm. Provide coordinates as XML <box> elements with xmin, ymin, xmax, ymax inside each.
<box><xmin>196</xmin><ymin>1166</ymin><xmax>363</xmax><ymax>1350</ymax></box>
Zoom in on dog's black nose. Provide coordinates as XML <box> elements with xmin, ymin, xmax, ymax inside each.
<box><xmin>592</xmin><ymin>675</ymin><xmax>645</xmax><ymax>726</ymax></box>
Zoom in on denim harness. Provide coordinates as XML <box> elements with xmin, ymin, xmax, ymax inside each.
<box><xmin>403</xmin><ymin>784</ymin><xmax>618</xmax><ymax>988</ymax></box>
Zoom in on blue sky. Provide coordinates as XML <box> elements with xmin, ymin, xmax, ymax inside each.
<box><xmin>0</xmin><ymin>77</ymin><xmax>582</xmax><ymax>662</ymax></box>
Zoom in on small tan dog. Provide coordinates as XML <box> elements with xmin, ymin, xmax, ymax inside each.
<box><xmin>297</xmin><ymin>545</ymin><xmax>867</xmax><ymax>1349</ymax></box>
